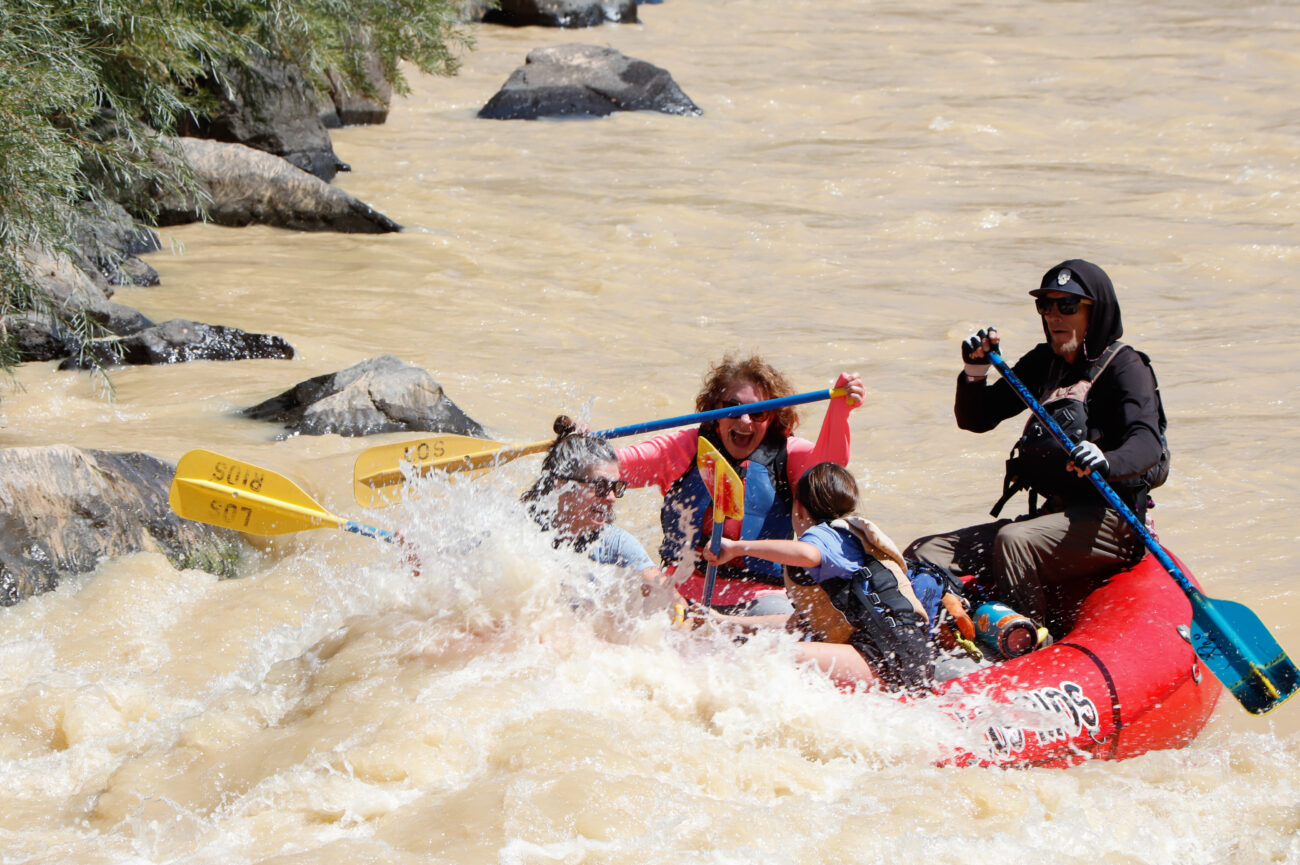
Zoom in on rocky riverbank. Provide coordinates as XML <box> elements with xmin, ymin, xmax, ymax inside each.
<box><xmin>2</xmin><ymin>0</ymin><xmax>702</xmax><ymax>604</ymax></box>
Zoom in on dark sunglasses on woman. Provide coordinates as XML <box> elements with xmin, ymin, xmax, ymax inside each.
<box><xmin>719</xmin><ymin>399</ymin><xmax>774</xmax><ymax>423</ymax></box>
<box><xmin>561</xmin><ymin>476</ymin><xmax>628</xmax><ymax>497</ymax></box>
<box><xmin>1035</xmin><ymin>295</ymin><xmax>1091</xmax><ymax>316</ymax></box>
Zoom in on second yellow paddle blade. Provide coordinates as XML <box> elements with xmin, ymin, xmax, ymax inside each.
<box><xmin>352</xmin><ymin>434</ymin><xmax>512</xmax><ymax>507</ymax></box>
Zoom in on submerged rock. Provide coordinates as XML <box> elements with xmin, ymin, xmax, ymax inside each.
<box><xmin>483</xmin><ymin>0</ymin><xmax>636</xmax><ymax>28</ymax></box>
<box><xmin>0</xmin><ymin>446</ymin><xmax>251</xmax><ymax>606</ymax></box>
<box><xmin>58</xmin><ymin>319</ymin><xmax>295</xmax><ymax>369</ymax></box>
<box><xmin>157</xmin><ymin>137</ymin><xmax>401</xmax><ymax>233</ymax></box>
<box><xmin>241</xmin><ymin>355</ymin><xmax>487</xmax><ymax>438</ymax></box>
<box><xmin>478</xmin><ymin>44</ymin><xmax>702</xmax><ymax>120</ymax></box>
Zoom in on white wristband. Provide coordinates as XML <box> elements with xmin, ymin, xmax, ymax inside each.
<box><xmin>963</xmin><ymin>362</ymin><xmax>990</xmax><ymax>379</ymax></box>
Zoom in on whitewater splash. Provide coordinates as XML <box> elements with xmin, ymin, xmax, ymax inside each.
<box><xmin>0</xmin><ymin>468</ymin><xmax>1295</xmax><ymax>863</ymax></box>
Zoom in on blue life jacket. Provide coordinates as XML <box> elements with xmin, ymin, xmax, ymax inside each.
<box><xmin>658</xmin><ymin>426</ymin><xmax>792</xmax><ymax>586</ymax></box>
<box><xmin>904</xmin><ymin>559</ymin><xmax>954</xmax><ymax>633</ymax></box>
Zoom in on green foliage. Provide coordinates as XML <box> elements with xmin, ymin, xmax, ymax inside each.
<box><xmin>0</xmin><ymin>0</ymin><xmax>469</xmax><ymax>379</ymax></box>
<box><xmin>249</xmin><ymin>0</ymin><xmax>471</xmax><ymax>97</ymax></box>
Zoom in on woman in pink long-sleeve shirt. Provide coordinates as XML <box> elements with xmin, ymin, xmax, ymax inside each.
<box><xmin>616</xmin><ymin>354</ymin><xmax>865</xmax><ymax>614</ymax></box>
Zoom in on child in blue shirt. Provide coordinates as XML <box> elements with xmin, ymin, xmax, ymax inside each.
<box><xmin>706</xmin><ymin>462</ymin><xmax>940</xmax><ymax>692</ymax></box>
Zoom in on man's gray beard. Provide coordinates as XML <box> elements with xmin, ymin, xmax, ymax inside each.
<box><xmin>1052</xmin><ymin>335</ymin><xmax>1082</xmax><ymax>359</ymax></box>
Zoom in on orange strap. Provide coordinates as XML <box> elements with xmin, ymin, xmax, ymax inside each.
<box><xmin>943</xmin><ymin>592</ymin><xmax>976</xmax><ymax>640</ymax></box>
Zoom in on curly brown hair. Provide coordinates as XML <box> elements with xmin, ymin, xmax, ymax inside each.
<box><xmin>694</xmin><ymin>353</ymin><xmax>799</xmax><ymax>437</ymax></box>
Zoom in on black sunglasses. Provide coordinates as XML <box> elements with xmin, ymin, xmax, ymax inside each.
<box><xmin>1035</xmin><ymin>295</ymin><xmax>1090</xmax><ymax>316</ymax></box>
<box><xmin>560</xmin><ymin>475</ymin><xmax>627</xmax><ymax>498</ymax></box>
<box><xmin>719</xmin><ymin>399</ymin><xmax>774</xmax><ymax>423</ymax></box>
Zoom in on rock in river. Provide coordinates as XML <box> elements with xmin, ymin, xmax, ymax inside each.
<box><xmin>478</xmin><ymin>44</ymin><xmax>702</xmax><ymax>120</ymax></box>
<box><xmin>240</xmin><ymin>355</ymin><xmax>488</xmax><ymax>439</ymax></box>
<box><xmin>482</xmin><ymin>0</ymin><xmax>637</xmax><ymax>28</ymax></box>
<box><xmin>0</xmin><ymin>446</ymin><xmax>251</xmax><ymax>606</ymax></box>
<box><xmin>156</xmin><ymin>138</ymin><xmax>401</xmax><ymax>233</ymax></box>
<box><xmin>59</xmin><ymin>319</ymin><xmax>295</xmax><ymax>369</ymax></box>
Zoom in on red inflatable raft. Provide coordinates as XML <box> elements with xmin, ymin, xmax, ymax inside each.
<box><xmin>931</xmin><ymin>552</ymin><xmax>1221</xmax><ymax>768</ymax></box>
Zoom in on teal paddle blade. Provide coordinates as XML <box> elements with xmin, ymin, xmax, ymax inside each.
<box><xmin>1189</xmin><ymin>593</ymin><xmax>1300</xmax><ymax>715</ymax></box>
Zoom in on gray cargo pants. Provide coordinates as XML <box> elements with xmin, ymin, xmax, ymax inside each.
<box><xmin>905</xmin><ymin>505</ymin><xmax>1142</xmax><ymax>635</ymax></box>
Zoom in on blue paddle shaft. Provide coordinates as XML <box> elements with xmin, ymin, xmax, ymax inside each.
<box><xmin>344</xmin><ymin>521</ymin><xmax>398</xmax><ymax>544</ymax></box>
<box><xmin>595</xmin><ymin>388</ymin><xmax>844</xmax><ymax>441</ymax></box>
<box><xmin>986</xmin><ymin>352</ymin><xmax>1196</xmax><ymax>596</ymax></box>
<box><xmin>701</xmin><ymin>521</ymin><xmax>724</xmax><ymax>608</ymax></box>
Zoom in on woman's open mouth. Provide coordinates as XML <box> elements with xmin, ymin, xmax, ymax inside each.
<box><xmin>724</xmin><ymin>428</ymin><xmax>756</xmax><ymax>455</ymax></box>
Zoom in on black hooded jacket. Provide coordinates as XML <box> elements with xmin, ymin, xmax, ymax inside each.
<box><xmin>954</xmin><ymin>259</ymin><xmax>1165</xmax><ymax>510</ymax></box>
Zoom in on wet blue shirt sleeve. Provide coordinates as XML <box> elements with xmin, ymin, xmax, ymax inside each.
<box><xmin>588</xmin><ymin>525</ymin><xmax>655</xmax><ymax>572</ymax></box>
<box><xmin>798</xmin><ymin>523</ymin><xmax>866</xmax><ymax>583</ymax></box>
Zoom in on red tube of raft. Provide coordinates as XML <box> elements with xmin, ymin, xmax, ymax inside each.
<box><xmin>931</xmin><ymin>552</ymin><xmax>1221</xmax><ymax>768</ymax></box>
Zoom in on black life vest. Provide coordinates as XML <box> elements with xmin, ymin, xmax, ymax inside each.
<box><xmin>787</xmin><ymin>526</ymin><xmax>932</xmax><ymax>693</ymax></box>
<box><xmin>991</xmin><ymin>342</ymin><xmax>1170</xmax><ymax>518</ymax></box>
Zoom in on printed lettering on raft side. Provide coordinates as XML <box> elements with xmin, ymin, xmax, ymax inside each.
<box><xmin>984</xmin><ymin>682</ymin><xmax>1105</xmax><ymax>756</ymax></box>
<box><xmin>211</xmin><ymin>460</ymin><xmax>265</xmax><ymax>492</ymax></box>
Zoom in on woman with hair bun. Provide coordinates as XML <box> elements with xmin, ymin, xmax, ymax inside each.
<box><xmin>524</xmin><ymin>417</ymin><xmax>679</xmax><ymax>601</ymax></box>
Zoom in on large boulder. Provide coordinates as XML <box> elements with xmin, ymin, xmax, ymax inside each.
<box><xmin>59</xmin><ymin>319</ymin><xmax>295</xmax><ymax>370</ymax></box>
<box><xmin>478</xmin><ymin>44</ymin><xmax>701</xmax><ymax>120</ymax></box>
<box><xmin>71</xmin><ymin>201</ymin><xmax>161</xmax><ymax>288</ymax></box>
<box><xmin>240</xmin><ymin>355</ymin><xmax>487</xmax><ymax>438</ymax></box>
<box><xmin>157</xmin><ymin>138</ymin><xmax>400</xmax><ymax>233</ymax></box>
<box><xmin>318</xmin><ymin>31</ymin><xmax>393</xmax><ymax>128</ymax></box>
<box><xmin>483</xmin><ymin>0</ymin><xmax>636</xmax><ymax>27</ymax></box>
<box><xmin>21</xmin><ymin>247</ymin><xmax>154</xmax><ymax>337</ymax></box>
<box><xmin>0</xmin><ymin>446</ymin><xmax>251</xmax><ymax>606</ymax></box>
<box><xmin>179</xmin><ymin>50</ymin><xmax>348</xmax><ymax>181</ymax></box>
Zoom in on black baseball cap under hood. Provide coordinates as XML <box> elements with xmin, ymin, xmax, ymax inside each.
<box><xmin>1031</xmin><ymin>259</ymin><xmax>1123</xmax><ymax>362</ymax></box>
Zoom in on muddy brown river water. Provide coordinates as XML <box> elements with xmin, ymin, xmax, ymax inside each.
<box><xmin>2</xmin><ymin>1</ymin><xmax>1298</xmax><ymax>861</ymax></box>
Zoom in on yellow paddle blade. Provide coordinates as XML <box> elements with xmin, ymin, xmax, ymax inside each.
<box><xmin>696</xmin><ymin>438</ymin><xmax>744</xmax><ymax>519</ymax></box>
<box><xmin>352</xmin><ymin>435</ymin><xmax>550</xmax><ymax>507</ymax></box>
<box><xmin>170</xmin><ymin>449</ymin><xmax>343</xmax><ymax>535</ymax></box>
